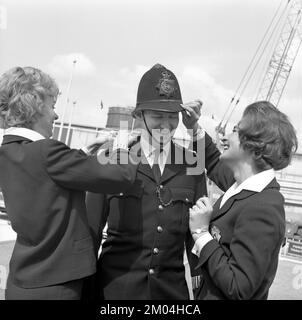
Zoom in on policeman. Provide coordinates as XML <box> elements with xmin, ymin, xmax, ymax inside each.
<box><xmin>87</xmin><ymin>64</ymin><xmax>234</xmax><ymax>300</ymax></box>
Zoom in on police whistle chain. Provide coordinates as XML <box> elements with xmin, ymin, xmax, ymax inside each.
<box><xmin>156</xmin><ymin>185</ymin><xmax>173</xmax><ymax>207</ymax></box>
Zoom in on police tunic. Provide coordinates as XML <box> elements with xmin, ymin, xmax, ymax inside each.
<box><xmin>95</xmin><ymin>134</ymin><xmax>233</xmax><ymax>300</ymax></box>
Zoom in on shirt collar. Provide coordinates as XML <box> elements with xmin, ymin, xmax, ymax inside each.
<box><xmin>3</xmin><ymin>127</ymin><xmax>45</xmax><ymax>142</ymax></box>
<box><xmin>140</xmin><ymin>136</ymin><xmax>171</xmax><ymax>167</ymax></box>
<box><xmin>231</xmin><ymin>169</ymin><xmax>275</xmax><ymax>193</ymax></box>
<box><xmin>219</xmin><ymin>169</ymin><xmax>275</xmax><ymax>209</ymax></box>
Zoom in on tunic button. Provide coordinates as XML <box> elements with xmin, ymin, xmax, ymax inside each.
<box><xmin>159</xmin><ymin>185</ymin><xmax>164</xmax><ymax>189</ymax></box>
<box><xmin>119</xmin><ymin>192</ymin><xmax>124</xmax><ymax>196</ymax></box>
<box><xmin>185</xmin><ymin>198</ymin><xmax>189</xmax><ymax>203</ymax></box>
<box><xmin>153</xmin><ymin>248</ymin><xmax>159</xmax><ymax>254</ymax></box>
<box><xmin>149</xmin><ymin>268</ymin><xmax>155</xmax><ymax>275</ymax></box>
<box><xmin>157</xmin><ymin>226</ymin><xmax>163</xmax><ymax>233</ymax></box>
<box><xmin>158</xmin><ymin>204</ymin><xmax>164</xmax><ymax>211</ymax></box>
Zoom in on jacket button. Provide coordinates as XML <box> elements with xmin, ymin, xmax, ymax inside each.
<box><xmin>159</xmin><ymin>185</ymin><xmax>164</xmax><ymax>189</ymax></box>
<box><xmin>158</xmin><ymin>204</ymin><xmax>164</xmax><ymax>211</ymax></box>
<box><xmin>119</xmin><ymin>192</ymin><xmax>124</xmax><ymax>196</ymax></box>
<box><xmin>157</xmin><ymin>226</ymin><xmax>163</xmax><ymax>233</ymax></box>
<box><xmin>185</xmin><ymin>198</ymin><xmax>190</xmax><ymax>203</ymax></box>
<box><xmin>153</xmin><ymin>248</ymin><xmax>159</xmax><ymax>254</ymax></box>
<box><xmin>149</xmin><ymin>268</ymin><xmax>155</xmax><ymax>275</ymax></box>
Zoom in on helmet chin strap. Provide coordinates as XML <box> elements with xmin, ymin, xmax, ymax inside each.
<box><xmin>141</xmin><ymin>111</ymin><xmax>153</xmax><ymax>138</ymax></box>
<box><xmin>141</xmin><ymin>111</ymin><xmax>163</xmax><ymax>149</ymax></box>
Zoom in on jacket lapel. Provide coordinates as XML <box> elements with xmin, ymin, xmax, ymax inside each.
<box><xmin>211</xmin><ymin>189</ymin><xmax>257</xmax><ymax>221</ymax></box>
<box><xmin>211</xmin><ymin>178</ymin><xmax>280</xmax><ymax>222</ymax></box>
<box><xmin>136</xmin><ymin>147</ymin><xmax>156</xmax><ymax>182</ymax></box>
<box><xmin>138</xmin><ymin>162</ymin><xmax>157</xmax><ymax>182</ymax></box>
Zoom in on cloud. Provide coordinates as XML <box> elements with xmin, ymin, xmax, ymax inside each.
<box><xmin>119</xmin><ymin>65</ymin><xmax>149</xmax><ymax>83</ymax></box>
<box><xmin>46</xmin><ymin>53</ymin><xmax>96</xmax><ymax>79</ymax></box>
<box><xmin>105</xmin><ymin>65</ymin><xmax>150</xmax><ymax>105</ymax></box>
<box><xmin>179</xmin><ymin>65</ymin><xmax>245</xmax><ymax>121</ymax></box>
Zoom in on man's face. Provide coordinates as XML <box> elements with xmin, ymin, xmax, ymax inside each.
<box><xmin>141</xmin><ymin>110</ymin><xmax>179</xmax><ymax>146</ymax></box>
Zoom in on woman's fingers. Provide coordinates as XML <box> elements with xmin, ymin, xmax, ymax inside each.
<box><xmin>196</xmin><ymin>197</ymin><xmax>210</xmax><ymax>208</ymax></box>
<box><xmin>198</xmin><ymin>197</ymin><xmax>212</xmax><ymax>208</ymax></box>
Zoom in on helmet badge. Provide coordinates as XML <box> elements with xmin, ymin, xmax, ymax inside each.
<box><xmin>156</xmin><ymin>70</ymin><xmax>177</xmax><ymax>98</ymax></box>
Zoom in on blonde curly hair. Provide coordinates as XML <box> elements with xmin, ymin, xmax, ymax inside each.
<box><xmin>0</xmin><ymin>66</ymin><xmax>59</xmax><ymax>129</ymax></box>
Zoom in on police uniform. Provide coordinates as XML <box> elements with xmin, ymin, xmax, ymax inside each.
<box><xmin>88</xmin><ymin>64</ymin><xmax>234</xmax><ymax>300</ymax></box>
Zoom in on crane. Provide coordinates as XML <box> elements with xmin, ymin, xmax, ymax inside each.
<box><xmin>216</xmin><ymin>0</ymin><xmax>302</xmax><ymax>140</ymax></box>
<box><xmin>256</xmin><ymin>0</ymin><xmax>302</xmax><ymax>106</ymax></box>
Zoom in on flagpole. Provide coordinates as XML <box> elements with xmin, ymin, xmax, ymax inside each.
<box><xmin>65</xmin><ymin>100</ymin><xmax>76</xmax><ymax>146</ymax></box>
<box><xmin>58</xmin><ymin>60</ymin><xmax>77</xmax><ymax>141</ymax></box>
<box><xmin>95</xmin><ymin>100</ymin><xmax>104</xmax><ymax>136</ymax></box>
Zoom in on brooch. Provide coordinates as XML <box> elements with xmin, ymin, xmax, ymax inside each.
<box><xmin>210</xmin><ymin>225</ymin><xmax>221</xmax><ymax>242</ymax></box>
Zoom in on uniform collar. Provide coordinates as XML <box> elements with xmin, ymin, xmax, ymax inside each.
<box><xmin>3</xmin><ymin>127</ymin><xmax>45</xmax><ymax>142</ymax></box>
<box><xmin>140</xmin><ymin>135</ymin><xmax>171</xmax><ymax>168</ymax></box>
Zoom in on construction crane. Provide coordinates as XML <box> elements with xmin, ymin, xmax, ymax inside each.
<box><xmin>216</xmin><ymin>0</ymin><xmax>302</xmax><ymax>141</ymax></box>
<box><xmin>257</xmin><ymin>0</ymin><xmax>302</xmax><ymax>106</ymax></box>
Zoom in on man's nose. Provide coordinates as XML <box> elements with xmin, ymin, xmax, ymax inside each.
<box><xmin>160</xmin><ymin>119</ymin><xmax>172</xmax><ymax>130</ymax></box>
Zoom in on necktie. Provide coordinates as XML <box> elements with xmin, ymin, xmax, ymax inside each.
<box><xmin>152</xmin><ymin>149</ymin><xmax>162</xmax><ymax>183</ymax></box>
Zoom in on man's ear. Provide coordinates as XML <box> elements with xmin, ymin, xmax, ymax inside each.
<box><xmin>133</xmin><ymin>110</ymin><xmax>143</xmax><ymax>120</ymax></box>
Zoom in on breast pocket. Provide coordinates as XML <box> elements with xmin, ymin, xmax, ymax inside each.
<box><xmin>168</xmin><ymin>187</ymin><xmax>195</xmax><ymax>234</ymax></box>
<box><xmin>107</xmin><ymin>183</ymin><xmax>144</xmax><ymax>233</ymax></box>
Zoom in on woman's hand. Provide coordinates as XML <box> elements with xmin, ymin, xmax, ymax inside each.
<box><xmin>84</xmin><ymin>133</ymin><xmax>115</xmax><ymax>155</ymax></box>
<box><xmin>189</xmin><ymin>196</ymin><xmax>213</xmax><ymax>238</ymax></box>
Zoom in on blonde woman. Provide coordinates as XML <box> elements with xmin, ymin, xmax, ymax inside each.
<box><xmin>0</xmin><ymin>66</ymin><xmax>137</xmax><ymax>299</ymax></box>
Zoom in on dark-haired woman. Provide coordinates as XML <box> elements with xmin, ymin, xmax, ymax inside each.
<box><xmin>189</xmin><ymin>101</ymin><xmax>298</xmax><ymax>300</ymax></box>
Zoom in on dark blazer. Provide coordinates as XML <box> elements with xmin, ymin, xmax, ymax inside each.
<box><xmin>194</xmin><ymin>178</ymin><xmax>285</xmax><ymax>300</ymax></box>
<box><xmin>87</xmin><ymin>133</ymin><xmax>234</xmax><ymax>300</ymax></box>
<box><xmin>0</xmin><ymin>135</ymin><xmax>137</xmax><ymax>289</ymax></box>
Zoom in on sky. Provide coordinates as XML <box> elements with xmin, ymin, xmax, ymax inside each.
<box><xmin>0</xmin><ymin>0</ymin><xmax>301</xmax><ymax>139</ymax></box>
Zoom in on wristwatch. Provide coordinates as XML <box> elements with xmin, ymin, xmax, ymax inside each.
<box><xmin>191</xmin><ymin>227</ymin><xmax>209</xmax><ymax>236</ymax></box>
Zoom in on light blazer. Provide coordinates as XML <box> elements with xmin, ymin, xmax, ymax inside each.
<box><xmin>0</xmin><ymin>135</ymin><xmax>137</xmax><ymax>288</ymax></box>
<box><xmin>194</xmin><ymin>178</ymin><xmax>285</xmax><ymax>300</ymax></box>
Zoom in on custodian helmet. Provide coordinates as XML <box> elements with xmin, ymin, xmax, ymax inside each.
<box><xmin>132</xmin><ymin>63</ymin><xmax>183</xmax><ymax>117</ymax></box>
